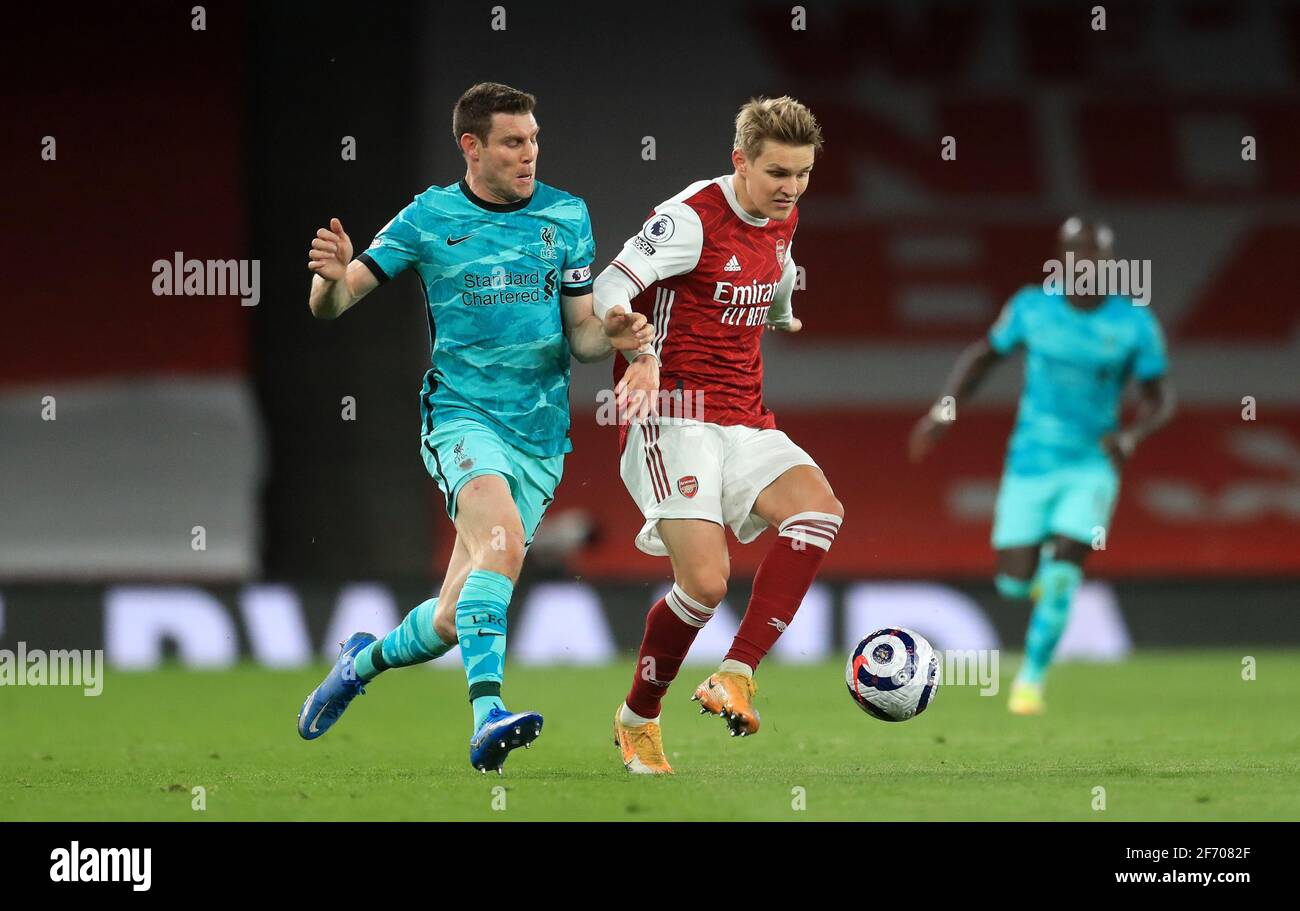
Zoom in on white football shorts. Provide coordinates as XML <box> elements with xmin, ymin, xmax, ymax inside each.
<box><xmin>619</xmin><ymin>419</ymin><xmax>820</xmax><ymax>556</ymax></box>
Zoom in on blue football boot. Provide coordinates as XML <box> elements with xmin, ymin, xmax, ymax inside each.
<box><xmin>469</xmin><ymin>707</ymin><xmax>543</xmax><ymax>774</ymax></box>
<box><xmin>297</xmin><ymin>632</ymin><xmax>377</xmax><ymax>740</ymax></box>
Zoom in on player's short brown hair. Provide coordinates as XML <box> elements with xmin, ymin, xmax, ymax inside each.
<box><xmin>733</xmin><ymin>96</ymin><xmax>824</xmax><ymax>160</ymax></box>
<box><xmin>452</xmin><ymin>82</ymin><xmax>537</xmax><ymax>149</ymax></box>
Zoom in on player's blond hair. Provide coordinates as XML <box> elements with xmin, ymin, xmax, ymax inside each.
<box><xmin>733</xmin><ymin>96</ymin><xmax>824</xmax><ymax>160</ymax></box>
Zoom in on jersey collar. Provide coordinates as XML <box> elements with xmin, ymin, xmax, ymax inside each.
<box><xmin>715</xmin><ymin>175</ymin><xmax>770</xmax><ymax>227</ymax></box>
<box><xmin>459</xmin><ymin>178</ymin><xmax>533</xmax><ymax>213</ymax></box>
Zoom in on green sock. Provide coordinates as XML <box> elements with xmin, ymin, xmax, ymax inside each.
<box><xmin>456</xmin><ymin>569</ymin><xmax>513</xmax><ymax>729</ymax></box>
<box><xmin>1019</xmin><ymin>557</ymin><xmax>1083</xmax><ymax>685</ymax></box>
<box><xmin>353</xmin><ymin>597</ymin><xmax>454</xmax><ymax>682</ymax></box>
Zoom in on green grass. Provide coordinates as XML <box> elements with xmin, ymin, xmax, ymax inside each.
<box><xmin>2</xmin><ymin>651</ymin><xmax>1298</xmax><ymax>821</ymax></box>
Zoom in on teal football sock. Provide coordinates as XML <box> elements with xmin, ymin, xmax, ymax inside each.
<box><xmin>995</xmin><ymin>573</ymin><xmax>1034</xmax><ymax>601</ymax></box>
<box><xmin>456</xmin><ymin>569</ymin><xmax>514</xmax><ymax>729</ymax></box>
<box><xmin>1019</xmin><ymin>558</ymin><xmax>1083</xmax><ymax>684</ymax></box>
<box><xmin>353</xmin><ymin>597</ymin><xmax>454</xmax><ymax>682</ymax></box>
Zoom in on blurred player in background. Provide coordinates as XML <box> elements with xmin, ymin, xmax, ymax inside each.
<box><xmin>296</xmin><ymin>82</ymin><xmax>652</xmax><ymax>773</ymax></box>
<box><xmin>909</xmin><ymin>218</ymin><xmax>1176</xmax><ymax>714</ymax></box>
<box><xmin>594</xmin><ymin>97</ymin><xmax>843</xmax><ymax>774</ymax></box>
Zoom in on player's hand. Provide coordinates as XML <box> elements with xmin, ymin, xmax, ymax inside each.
<box><xmin>603</xmin><ymin>309</ymin><xmax>655</xmax><ymax>351</ymax></box>
<box><xmin>908</xmin><ymin>414</ymin><xmax>950</xmax><ymax>463</ymax></box>
<box><xmin>614</xmin><ymin>354</ymin><xmax>659</xmax><ymax>423</ymax></box>
<box><xmin>308</xmin><ymin>217</ymin><xmax>353</xmax><ymax>282</ymax></box>
<box><xmin>1101</xmin><ymin>430</ymin><xmax>1137</xmax><ymax>470</ymax></box>
<box><xmin>766</xmin><ymin>317</ymin><xmax>803</xmax><ymax>333</ymax></box>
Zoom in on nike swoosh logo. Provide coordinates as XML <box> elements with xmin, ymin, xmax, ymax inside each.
<box><xmin>447</xmin><ymin>235</ymin><xmax>475</xmax><ymax>246</ymax></box>
<box><xmin>306</xmin><ymin>695</ymin><xmax>327</xmax><ymax>734</ymax></box>
<box><xmin>476</xmin><ymin>630</ymin><xmax>504</xmax><ymax>637</ymax></box>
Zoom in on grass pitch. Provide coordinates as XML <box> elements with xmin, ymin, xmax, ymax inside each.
<box><xmin>2</xmin><ymin>651</ymin><xmax>1297</xmax><ymax>821</ymax></box>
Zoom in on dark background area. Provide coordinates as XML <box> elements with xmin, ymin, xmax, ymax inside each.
<box><xmin>248</xmin><ymin>2</ymin><xmax>430</xmax><ymax>579</ymax></box>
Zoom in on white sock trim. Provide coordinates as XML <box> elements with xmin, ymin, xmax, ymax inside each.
<box><xmin>666</xmin><ymin>583</ymin><xmax>715</xmax><ymax>628</ymax></box>
<box><xmin>717</xmin><ymin>658</ymin><xmax>753</xmax><ymax>678</ymax></box>
<box><xmin>778</xmin><ymin>511</ymin><xmax>842</xmax><ymax>553</ymax></box>
<box><xmin>620</xmin><ymin>702</ymin><xmax>659</xmax><ymax>726</ymax></box>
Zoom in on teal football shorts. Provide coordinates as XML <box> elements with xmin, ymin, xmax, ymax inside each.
<box><xmin>421</xmin><ymin>416</ymin><xmax>564</xmax><ymax>545</ymax></box>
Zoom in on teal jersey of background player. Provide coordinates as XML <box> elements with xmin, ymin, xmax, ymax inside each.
<box><xmin>358</xmin><ymin>179</ymin><xmax>596</xmax><ymax>458</ymax></box>
<box><xmin>988</xmin><ymin>285</ymin><xmax>1169</xmax><ymax>476</ymax></box>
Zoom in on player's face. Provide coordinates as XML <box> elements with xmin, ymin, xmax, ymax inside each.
<box><xmin>478</xmin><ymin>112</ymin><xmax>539</xmax><ymax>202</ymax></box>
<box><xmin>1059</xmin><ymin>234</ymin><xmax>1113</xmax><ymax>268</ymax></box>
<box><xmin>737</xmin><ymin>141</ymin><xmax>815</xmax><ymax>220</ymax></box>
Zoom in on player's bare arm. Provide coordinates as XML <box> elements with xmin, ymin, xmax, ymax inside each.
<box><xmin>592</xmin><ymin>262</ymin><xmax>663</xmax><ymax>421</ymax></box>
<box><xmin>307</xmin><ymin>217</ymin><xmax>380</xmax><ymax>319</ymax></box>
<box><xmin>560</xmin><ymin>292</ymin><xmax>654</xmax><ymax>363</ymax></box>
<box><xmin>909</xmin><ymin>337</ymin><xmax>1004</xmax><ymax>462</ymax></box>
<box><xmin>1103</xmin><ymin>375</ymin><xmax>1177</xmax><ymax>467</ymax></box>
<box><xmin>564</xmin><ymin>291</ymin><xmax>658</xmax><ymax>420</ymax></box>
<box><xmin>614</xmin><ymin>350</ymin><xmax>659</xmax><ymax>422</ymax></box>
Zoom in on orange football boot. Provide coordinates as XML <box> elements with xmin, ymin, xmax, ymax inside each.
<box><xmin>692</xmin><ymin>672</ymin><xmax>760</xmax><ymax>736</ymax></box>
<box><xmin>613</xmin><ymin>709</ymin><xmax>673</xmax><ymax>774</ymax></box>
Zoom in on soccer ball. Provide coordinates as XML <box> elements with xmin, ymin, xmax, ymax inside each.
<box><xmin>845</xmin><ymin>628</ymin><xmax>941</xmax><ymax>722</ymax></box>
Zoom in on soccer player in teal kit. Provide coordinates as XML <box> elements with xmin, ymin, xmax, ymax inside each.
<box><xmin>295</xmin><ymin>83</ymin><xmax>655</xmax><ymax>772</ymax></box>
<box><xmin>909</xmin><ymin>218</ymin><xmax>1176</xmax><ymax>714</ymax></box>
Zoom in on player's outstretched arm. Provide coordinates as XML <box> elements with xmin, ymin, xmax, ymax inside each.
<box><xmin>564</xmin><ymin>291</ymin><xmax>658</xmax><ymax>421</ymax></box>
<box><xmin>560</xmin><ymin>292</ymin><xmax>653</xmax><ymax>363</ymax></box>
<box><xmin>307</xmin><ymin>217</ymin><xmax>380</xmax><ymax>320</ymax></box>
<box><xmin>589</xmin><ymin>265</ymin><xmax>662</xmax><ymax>421</ymax></box>
<box><xmin>908</xmin><ymin>337</ymin><xmax>1004</xmax><ymax>463</ymax></box>
<box><xmin>1103</xmin><ymin>375</ymin><xmax>1176</xmax><ymax>468</ymax></box>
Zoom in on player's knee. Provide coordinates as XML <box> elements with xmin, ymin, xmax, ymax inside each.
<box><xmin>806</xmin><ymin>469</ymin><xmax>844</xmax><ymax>519</ymax></box>
<box><xmin>773</xmin><ymin>487</ymin><xmax>843</xmax><ymax>528</ymax></box>
<box><xmin>679</xmin><ymin>569</ymin><xmax>729</xmax><ymax>609</ymax></box>
<box><xmin>433</xmin><ymin>604</ymin><xmax>457</xmax><ymax>646</ymax></box>
<box><xmin>776</xmin><ymin>499</ymin><xmax>844</xmax><ymax>554</ymax></box>
<box><xmin>478</xmin><ymin>544</ymin><xmax>525</xmax><ymax>579</ymax></box>
<box><xmin>472</xmin><ymin>528</ymin><xmax>526</xmax><ymax>579</ymax></box>
<box><xmin>1049</xmin><ymin>537</ymin><xmax>1091</xmax><ymax>567</ymax></box>
<box><xmin>1038</xmin><ymin>558</ymin><xmax>1084</xmax><ymax>597</ymax></box>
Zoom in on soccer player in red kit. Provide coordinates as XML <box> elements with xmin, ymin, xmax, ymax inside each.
<box><xmin>592</xmin><ymin>97</ymin><xmax>843</xmax><ymax>774</ymax></box>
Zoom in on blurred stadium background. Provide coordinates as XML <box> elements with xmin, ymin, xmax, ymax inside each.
<box><xmin>4</xmin><ymin>0</ymin><xmax>1299</xmax><ymax>676</ymax></box>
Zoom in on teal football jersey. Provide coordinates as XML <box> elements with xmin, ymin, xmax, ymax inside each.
<box><xmin>988</xmin><ymin>285</ymin><xmax>1168</xmax><ymax>475</ymax></box>
<box><xmin>358</xmin><ymin>179</ymin><xmax>596</xmax><ymax>457</ymax></box>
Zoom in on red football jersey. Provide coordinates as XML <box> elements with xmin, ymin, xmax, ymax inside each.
<box><xmin>609</xmin><ymin>175</ymin><xmax>799</xmax><ymax>450</ymax></box>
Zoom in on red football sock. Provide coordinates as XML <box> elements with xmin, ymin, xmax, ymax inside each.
<box><xmin>625</xmin><ymin>585</ymin><xmax>716</xmax><ymax>719</ymax></box>
<box><xmin>726</xmin><ymin>511</ymin><xmax>841</xmax><ymax>671</ymax></box>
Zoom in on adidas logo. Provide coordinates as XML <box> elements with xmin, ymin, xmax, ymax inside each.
<box><xmin>724</xmin><ymin>255</ymin><xmax>741</xmax><ymax>272</ymax></box>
